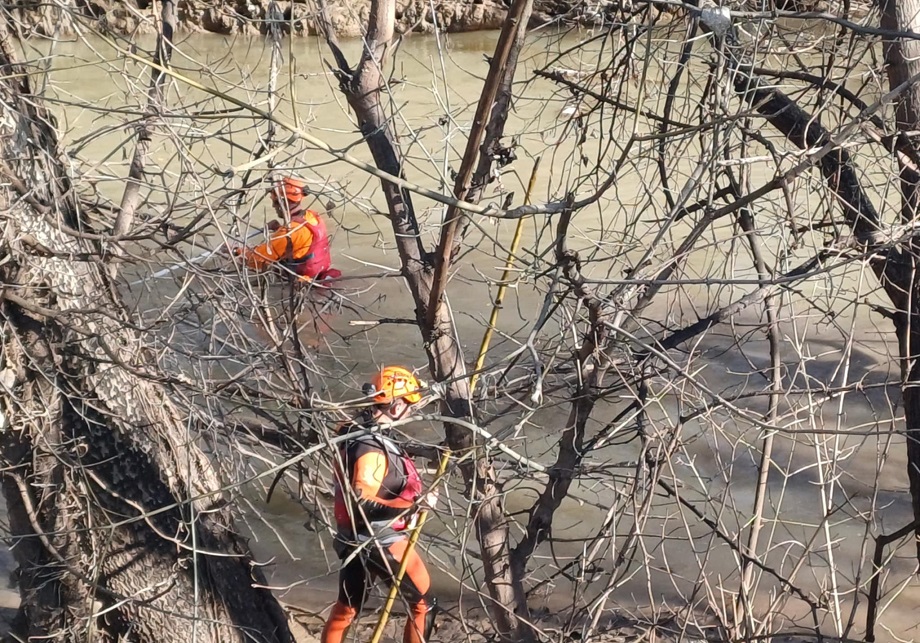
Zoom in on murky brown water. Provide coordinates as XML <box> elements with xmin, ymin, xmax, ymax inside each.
<box><xmin>8</xmin><ymin>24</ymin><xmax>919</xmax><ymax>641</ymax></box>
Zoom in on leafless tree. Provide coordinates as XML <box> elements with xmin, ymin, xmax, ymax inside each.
<box><xmin>112</xmin><ymin>0</ymin><xmax>177</xmax><ymax>248</ymax></box>
<box><xmin>10</xmin><ymin>0</ymin><xmax>920</xmax><ymax>642</ymax></box>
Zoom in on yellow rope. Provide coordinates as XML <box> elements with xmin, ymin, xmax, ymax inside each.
<box><xmin>470</xmin><ymin>158</ymin><xmax>541</xmax><ymax>395</ymax></box>
<box><xmin>368</xmin><ymin>449</ymin><xmax>451</xmax><ymax>643</ymax></box>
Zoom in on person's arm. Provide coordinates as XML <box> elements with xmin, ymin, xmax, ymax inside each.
<box><xmin>351</xmin><ymin>451</ymin><xmax>414</xmax><ymax>511</ymax></box>
<box><xmin>244</xmin><ymin>229</ymin><xmax>293</xmax><ymax>270</ymax></box>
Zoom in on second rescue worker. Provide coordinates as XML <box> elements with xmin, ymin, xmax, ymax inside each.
<box><xmin>321</xmin><ymin>366</ymin><xmax>439</xmax><ymax>643</ymax></box>
<box><xmin>231</xmin><ymin>177</ymin><xmax>339</xmax><ymax>282</ymax></box>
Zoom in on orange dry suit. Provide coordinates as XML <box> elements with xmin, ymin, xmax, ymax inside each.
<box><xmin>244</xmin><ymin>209</ymin><xmax>334</xmax><ymax>280</ymax></box>
<box><xmin>321</xmin><ymin>417</ymin><xmax>435</xmax><ymax>643</ymax></box>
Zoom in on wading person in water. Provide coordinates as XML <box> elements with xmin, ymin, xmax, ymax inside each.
<box><xmin>229</xmin><ymin>176</ymin><xmax>340</xmax><ymax>283</ymax></box>
<box><xmin>322</xmin><ymin>366</ymin><xmax>439</xmax><ymax>643</ymax></box>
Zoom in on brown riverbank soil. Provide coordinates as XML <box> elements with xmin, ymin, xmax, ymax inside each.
<box><xmin>9</xmin><ymin>0</ymin><xmax>850</xmax><ymax>39</ymax></box>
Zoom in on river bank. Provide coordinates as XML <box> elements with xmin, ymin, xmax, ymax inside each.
<box><xmin>9</xmin><ymin>0</ymin><xmax>631</xmax><ymax>38</ymax></box>
<box><xmin>12</xmin><ymin>0</ymin><xmax>851</xmax><ymax>39</ymax></box>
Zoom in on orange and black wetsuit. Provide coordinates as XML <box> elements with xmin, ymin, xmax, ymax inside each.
<box><xmin>322</xmin><ymin>418</ymin><xmax>435</xmax><ymax>643</ymax></box>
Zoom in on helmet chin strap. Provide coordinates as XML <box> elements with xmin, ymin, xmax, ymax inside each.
<box><xmin>383</xmin><ymin>401</ymin><xmax>409</xmax><ymax>420</ymax></box>
<box><xmin>376</xmin><ymin>394</ymin><xmax>436</xmax><ymax>423</ymax></box>
<box><xmin>371</xmin><ymin>400</ymin><xmax>409</xmax><ymax>423</ymax></box>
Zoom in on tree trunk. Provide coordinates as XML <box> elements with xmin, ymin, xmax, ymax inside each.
<box><xmin>0</xmin><ymin>21</ymin><xmax>291</xmax><ymax>643</ymax></box>
<box><xmin>426</xmin><ymin>0</ymin><xmax>534</xmax><ymax>321</ymax></box>
<box><xmin>507</xmin><ymin>212</ymin><xmax>618</xmax><ymax>635</ymax></box>
<box><xmin>878</xmin><ymin>0</ymin><xmax>920</xmax><ymax>562</ymax></box>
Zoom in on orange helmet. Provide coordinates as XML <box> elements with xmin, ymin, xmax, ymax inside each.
<box><xmin>365</xmin><ymin>366</ymin><xmax>423</xmax><ymax>405</ymax></box>
<box><xmin>270</xmin><ymin>176</ymin><xmax>307</xmax><ymax>204</ymax></box>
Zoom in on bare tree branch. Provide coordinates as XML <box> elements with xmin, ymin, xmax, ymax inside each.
<box><xmin>112</xmin><ymin>0</ymin><xmax>177</xmax><ymax>249</ymax></box>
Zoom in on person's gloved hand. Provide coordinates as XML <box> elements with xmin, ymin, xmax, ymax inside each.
<box><xmin>219</xmin><ymin>243</ymin><xmax>243</xmax><ymax>257</ymax></box>
<box><xmin>420</xmin><ymin>488</ymin><xmax>439</xmax><ymax>511</ymax></box>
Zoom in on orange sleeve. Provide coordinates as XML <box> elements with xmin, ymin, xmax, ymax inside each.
<box><xmin>244</xmin><ymin>223</ymin><xmax>315</xmax><ymax>271</ymax></box>
<box><xmin>352</xmin><ymin>452</ymin><xmax>414</xmax><ymax>509</ymax></box>
<box><xmin>244</xmin><ymin>229</ymin><xmax>293</xmax><ymax>271</ymax></box>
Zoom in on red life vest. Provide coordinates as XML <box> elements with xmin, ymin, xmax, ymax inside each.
<box><xmin>333</xmin><ymin>434</ymin><xmax>422</xmax><ymax>532</ymax></box>
<box><xmin>288</xmin><ymin>210</ymin><xmax>332</xmax><ymax>279</ymax></box>
<box><xmin>398</xmin><ymin>456</ymin><xmax>423</xmax><ymax>503</ymax></box>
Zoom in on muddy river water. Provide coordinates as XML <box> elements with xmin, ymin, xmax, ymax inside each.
<box><xmin>7</xmin><ymin>22</ymin><xmax>920</xmax><ymax>641</ymax></box>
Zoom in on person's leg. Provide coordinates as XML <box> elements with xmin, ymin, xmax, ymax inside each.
<box><xmin>321</xmin><ymin>551</ymin><xmax>370</xmax><ymax>643</ymax></box>
<box><xmin>320</xmin><ymin>602</ymin><xmax>356</xmax><ymax>643</ymax></box>
<box><xmin>371</xmin><ymin>538</ymin><xmax>434</xmax><ymax>643</ymax></box>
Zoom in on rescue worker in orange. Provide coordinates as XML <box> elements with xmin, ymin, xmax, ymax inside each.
<box><xmin>230</xmin><ymin>177</ymin><xmax>339</xmax><ymax>282</ymax></box>
<box><xmin>322</xmin><ymin>366</ymin><xmax>438</xmax><ymax>643</ymax></box>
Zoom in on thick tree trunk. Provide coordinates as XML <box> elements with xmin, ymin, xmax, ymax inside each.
<box><xmin>878</xmin><ymin>0</ymin><xmax>920</xmax><ymax>561</ymax></box>
<box><xmin>0</xmin><ymin>21</ymin><xmax>291</xmax><ymax>643</ymax></box>
<box><xmin>880</xmin><ymin>0</ymin><xmax>920</xmax><ymax>223</ymax></box>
